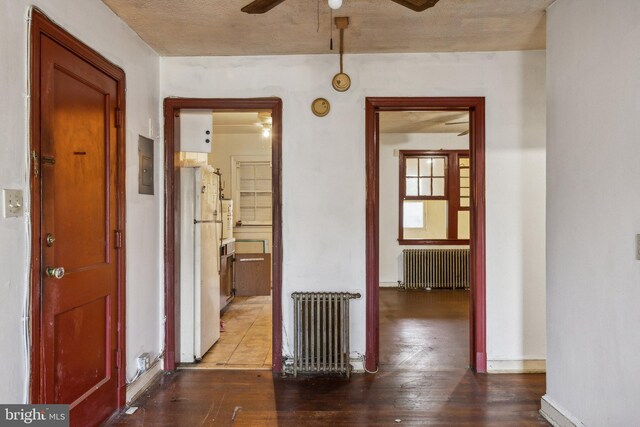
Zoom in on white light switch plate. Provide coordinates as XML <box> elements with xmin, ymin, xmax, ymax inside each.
<box><xmin>3</xmin><ymin>189</ymin><xmax>23</xmax><ymax>218</ymax></box>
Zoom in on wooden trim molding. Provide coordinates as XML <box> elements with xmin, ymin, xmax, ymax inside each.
<box><xmin>365</xmin><ymin>97</ymin><xmax>486</xmax><ymax>373</ymax></box>
<box><xmin>29</xmin><ymin>9</ymin><xmax>128</xmax><ymax>406</ymax></box>
<box><xmin>163</xmin><ymin>98</ymin><xmax>283</xmax><ymax>372</ymax></box>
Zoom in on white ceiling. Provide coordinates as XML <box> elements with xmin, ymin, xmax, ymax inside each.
<box><xmin>102</xmin><ymin>0</ymin><xmax>552</xmax><ymax>56</ymax></box>
<box><xmin>212</xmin><ymin>111</ymin><xmax>271</xmax><ymax>134</ymax></box>
<box><xmin>380</xmin><ymin>111</ymin><xmax>469</xmax><ymax>134</ymax></box>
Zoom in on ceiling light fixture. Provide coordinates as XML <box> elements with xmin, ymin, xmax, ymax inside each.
<box><xmin>328</xmin><ymin>0</ymin><xmax>342</xmax><ymax>10</ymax></box>
<box><xmin>262</xmin><ymin>126</ymin><xmax>271</xmax><ymax>138</ymax></box>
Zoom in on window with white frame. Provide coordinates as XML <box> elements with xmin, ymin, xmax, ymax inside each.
<box><xmin>233</xmin><ymin>159</ymin><xmax>272</xmax><ymax>225</ymax></box>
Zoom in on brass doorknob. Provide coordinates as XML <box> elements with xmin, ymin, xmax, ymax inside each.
<box><xmin>46</xmin><ymin>267</ymin><xmax>65</xmax><ymax>279</ymax></box>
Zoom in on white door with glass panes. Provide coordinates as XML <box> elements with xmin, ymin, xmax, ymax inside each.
<box><xmin>232</xmin><ymin>157</ymin><xmax>272</xmax><ymax>226</ymax></box>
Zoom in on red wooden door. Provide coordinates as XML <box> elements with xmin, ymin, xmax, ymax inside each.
<box><xmin>39</xmin><ymin>34</ymin><xmax>120</xmax><ymax>426</ymax></box>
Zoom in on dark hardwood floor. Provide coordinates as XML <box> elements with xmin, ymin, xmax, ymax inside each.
<box><xmin>108</xmin><ymin>289</ymin><xmax>547</xmax><ymax>426</ymax></box>
<box><xmin>380</xmin><ymin>288</ymin><xmax>470</xmax><ymax>371</ymax></box>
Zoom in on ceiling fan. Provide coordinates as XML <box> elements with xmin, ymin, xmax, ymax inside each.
<box><xmin>241</xmin><ymin>0</ymin><xmax>440</xmax><ymax>14</ymax></box>
<box><xmin>445</xmin><ymin>120</ymin><xmax>469</xmax><ymax>137</ymax></box>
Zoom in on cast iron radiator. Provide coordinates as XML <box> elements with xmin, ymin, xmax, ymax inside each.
<box><xmin>402</xmin><ymin>248</ymin><xmax>470</xmax><ymax>290</ymax></box>
<box><xmin>291</xmin><ymin>292</ymin><xmax>361</xmax><ymax>378</ymax></box>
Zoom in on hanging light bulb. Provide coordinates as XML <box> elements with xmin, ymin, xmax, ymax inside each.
<box><xmin>328</xmin><ymin>0</ymin><xmax>342</xmax><ymax>10</ymax></box>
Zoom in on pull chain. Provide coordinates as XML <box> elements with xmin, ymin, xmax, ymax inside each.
<box><xmin>330</xmin><ymin>8</ymin><xmax>333</xmax><ymax>50</ymax></box>
<box><xmin>339</xmin><ymin>28</ymin><xmax>344</xmax><ymax>73</ymax></box>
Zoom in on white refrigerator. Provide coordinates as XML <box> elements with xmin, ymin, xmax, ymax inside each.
<box><xmin>179</xmin><ymin>165</ymin><xmax>221</xmax><ymax>362</ymax></box>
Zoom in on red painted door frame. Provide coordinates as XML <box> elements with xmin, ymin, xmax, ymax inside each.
<box><xmin>163</xmin><ymin>98</ymin><xmax>283</xmax><ymax>372</ymax></box>
<box><xmin>365</xmin><ymin>97</ymin><xmax>486</xmax><ymax>373</ymax></box>
<box><xmin>29</xmin><ymin>9</ymin><xmax>127</xmax><ymax>407</ymax></box>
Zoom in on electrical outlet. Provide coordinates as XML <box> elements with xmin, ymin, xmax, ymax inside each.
<box><xmin>3</xmin><ymin>189</ymin><xmax>23</xmax><ymax>218</ymax></box>
<box><xmin>636</xmin><ymin>234</ymin><xmax>640</xmax><ymax>261</ymax></box>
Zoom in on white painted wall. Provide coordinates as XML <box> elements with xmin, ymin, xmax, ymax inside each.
<box><xmin>379</xmin><ymin>133</ymin><xmax>469</xmax><ymax>285</ymax></box>
<box><xmin>0</xmin><ymin>0</ymin><xmax>161</xmax><ymax>403</ymax></box>
<box><xmin>161</xmin><ymin>51</ymin><xmax>547</xmax><ymax>365</ymax></box>
<box><xmin>545</xmin><ymin>0</ymin><xmax>640</xmax><ymax>424</ymax></box>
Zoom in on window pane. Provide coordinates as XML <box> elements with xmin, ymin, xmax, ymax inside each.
<box><xmin>255</xmin><ymin>179</ymin><xmax>271</xmax><ymax>191</ymax></box>
<box><xmin>432</xmin><ymin>157</ymin><xmax>446</xmax><ymax>176</ymax></box>
<box><xmin>419</xmin><ymin>178</ymin><xmax>431</xmax><ymax>196</ymax></box>
<box><xmin>460</xmin><ymin>167</ymin><xmax>470</xmax><ymax>178</ymax></box>
<box><xmin>240</xmin><ymin>207</ymin><xmax>255</xmax><ymax>221</ymax></box>
<box><xmin>255</xmin><ymin>165</ymin><xmax>271</xmax><ymax>179</ymax></box>
<box><xmin>460</xmin><ymin>187</ymin><xmax>470</xmax><ymax>197</ymax></box>
<box><xmin>256</xmin><ymin>193</ymin><xmax>272</xmax><ymax>207</ymax></box>
<box><xmin>255</xmin><ymin>207</ymin><xmax>272</xmax><ymax>223</ymax></box>
<box><xmin>460</xmin><ymin>197</ymin><xmax>470</xmax><ymax>207</ymax></box>
<box><xmin>240</xmin><ymin>193</ymin><xmax>255</xmax><ymax>208</ymax></box>
<box><xmin>240</xmin><ymin>165</ymin><xmax>255</xmax><ymax>179</ymax></box>
<box><xmin>403</xmin><ymin>201</ymin><xmax>424</xmax><ymax>228</ymax></box>
<box><xmin>459</xmin><ymin>157</ymin><xmax>470</xmax><ymax>167</ymax></box>
<box><xmin>458</xmin><ymin>210</ymin><xmax>470</xmax><ymax>239</ymax></box>
<box><xmin>460</xmin><ymin>177</ymin><xmax>470</xmax><ymax>188</ymax></box>
<box><xmin>403</xmin><ymin>200</ymin><xmax>448</xmax><ymax>240</ymax></box>
<box><xmin>406</xmin><ymin>178</ymin><xmax>418</xmax><ymax>196</ymax></box>
<box><xmin>419</xmin><ymin>158</ymin><xmax>432</xmax><ymax>176</ymax></box>
<box><xmin>432</xmin><ymin>178</ymin><xmax>445</xmax><ymax>196</ymax></box>
<box><xmin>240</xmin><ymin>178</ymin><xmax>255</xmax><ymax>191</ymax></box>
<box><xmin>406</xmin><ymin>158</ymin><xmax>418</xmax><ymax>177</ymax></box>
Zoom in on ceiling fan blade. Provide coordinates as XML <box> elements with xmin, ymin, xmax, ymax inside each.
<box><xmin>446</xmin><ymin>121</ymin><xmax>469</xmax><ymax>125</ymax></box>
<box><xmin>458</xmin><ymin>130</ymin><xmax>470</xmax><ymax>137</ymax></box>
<box><xmin>390</xmin><ymin>0</ymin><xmax>440</xmax><ymax>12</ymax></box>
<box><xmin>241</xmin><ymin>0</ymin><xmax>287</xmax><ymax>14</ymax></box>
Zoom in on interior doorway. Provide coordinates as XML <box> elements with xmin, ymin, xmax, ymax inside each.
<box><xmin>378</xmin><ymin>110</ymin><xmax>471</xmax><ymax>370</ymax></box>
<box><xmin>176</xmin><ymin>110</ymin><xmax>274</xmax><ymax>369</ymax></box>
<box><xmin>163</xmin><ymin>98</ymin><xmax>283</xmax><ymax>372</ymax></box>
<box><xmin>365</xmin><ymin>97</ymin><xmax>486</xmax><ymax>373</ymax></box>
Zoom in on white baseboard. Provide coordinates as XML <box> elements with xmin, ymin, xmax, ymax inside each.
<box><xmin>126</xmin><ymin>361</ymin><xmax>163</xmax><ymax>404</ymax></box>
<box><xmin>540</xmin><ymin>395</ymin><xmax>583</xmax><ymax>427</ymax></box>
<box><xmin>350</xmin><ymin>358</ymin><xmax>365</xmax><ymax>373</ymax></box>
<box><xmin>487</xmin><ymin>359</ymin><xmax>546</xmax><ymax>373</ymax></box>
<box><xmin>379</xmin><ymin>282</ymin><xmax>399</xmax><ymax>288</ymax></box>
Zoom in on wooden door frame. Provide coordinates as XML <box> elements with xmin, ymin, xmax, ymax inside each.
<box><xmin>365</xmin><ymin>97</ymin><xmax>486</xmax><ymax>373</ymax></box>
<box><xmin>29</xmin><ymin>9</ymin><xmax>128</xmax><ymax>405</ymax></box>
<box><xmin>163</xmin><ymin>98</ymin><xmax>283</xmax><ymax>372</ymax></box>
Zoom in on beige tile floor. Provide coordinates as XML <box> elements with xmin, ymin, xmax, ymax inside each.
<box><xmin>179</xmin><ymin>295</ymin><xmax>272</xmax><ymax>370</ymax></box>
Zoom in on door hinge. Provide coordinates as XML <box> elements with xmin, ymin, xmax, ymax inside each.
<box><xmin>31</xmin><ymin>150</ymin><xmax>39</xmax><ymax>178</ymax></box>
<box><xmin>115</xmin><ymin>108</ymin><xmax>123</xmax><ymax>128</ymax></box>
<box><xmin>115</xmin><ymin>230</ymin><xmax>123</xmax><ymax>249</ymax></box>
